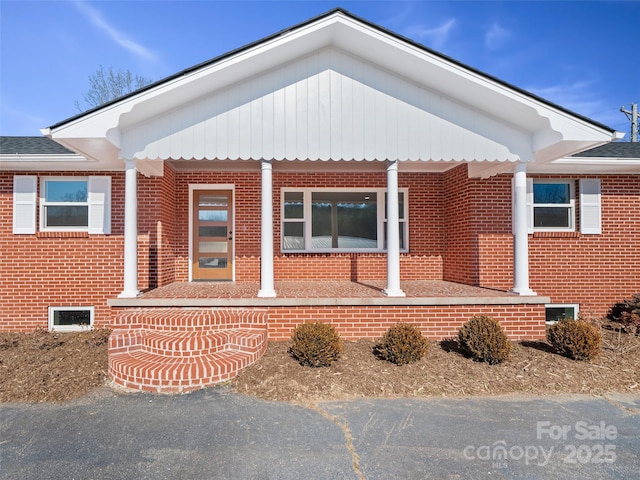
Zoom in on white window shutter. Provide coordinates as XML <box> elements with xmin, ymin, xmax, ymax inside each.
<box><xmin>580</xmin><ymin>178</ymin><xmax>601</xmax><ymax>234</ymax></box>
<box><xmin>13</xmin><ymin>176</ymin><xmax>37</xmax><ymax>234</ymax></box>
<box><xmin>88</xmin><ymin>176</ymin><xmax>111</xmax><ymax>234</ymax></box>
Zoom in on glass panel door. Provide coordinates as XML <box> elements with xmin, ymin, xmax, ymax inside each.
<box><xmin>192</xmin><ymin>190</ymin><xmax>233</xmax><ymax>280</ymax></box>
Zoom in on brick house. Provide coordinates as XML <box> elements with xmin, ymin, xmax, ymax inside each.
<box><xmin>1</xmin><ymin>9</ymin><xmax>638</xmax><ymax>392</ymax></box>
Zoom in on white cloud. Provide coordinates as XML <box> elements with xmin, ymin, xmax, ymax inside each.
<box><xmin>485</xmin><ymin>23</ymin><xmax>511</xmax><ymax>50</ymax></box>
<box><xmin>0</xmin><ymin>102</ymin><xmax>50</xmax><ymax>135</ymax></box>
<box><xmin>74</xmin><ymin>0</ymin><xmax>156</xmax><ymax>61</ymax></box>
<box><xmin>528</xmin><ymin>80</ymin><xmax>613</xmax><ymax>124</ymax></box>
<box><xmin>404</xmin><ymin>19</ymin><xmax>456</xmax><ymax>50</ymax></box>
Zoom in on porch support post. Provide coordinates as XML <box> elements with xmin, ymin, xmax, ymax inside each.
<box><xmin>384</xmin><ymin>160</ymin><xmax>405</xmax><ymax>297</ymax></box>
<box><xmin>511</xmin><ymin>161</ymin><xmax>536</xmax><ymax>296</ymax></box>
<box><xmin>258</xmin><ymin>159</ymin><xmax>276</xmax><ymax>298</ymax></box>
<box><xmin>118</xmin><ymin>159</ymin><xmax>140</xmax><ymax>298</ymax></box>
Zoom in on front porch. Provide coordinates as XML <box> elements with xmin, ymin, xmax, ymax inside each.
<box><xmin>107</xmin><ymin>280</ymin><xmax>549</xmax><ymax>393</ymax></box>
<box><xmin>111</xmin><ymin>279</ymin><xmax>541</xmax><ymax>305</ymax></box>
<box><xmin>108</xmin><ymin>280</ymin><xmax>550</xmax><ymax>340</ymax></box>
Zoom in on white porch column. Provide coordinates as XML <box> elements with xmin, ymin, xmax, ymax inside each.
<box><xmin>511</xmin><ymin>162</ymin><xmax>536</xmax><ymax>296</ymax></box>
<box><xmin>384</xmin><ymin>160</ymin><xmax>405</xmax><ymax>297</ymax></box>
<box><xmin>258</xmin><ymin>160</ymin><xmax>276</xmax><ymax>298</ymax></box>
<box><xmin>118</xmin><ymin>159</ymin><xmax>140</xmax><ymax>298</ymax></box>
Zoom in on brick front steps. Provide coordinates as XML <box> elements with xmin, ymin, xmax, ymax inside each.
<box><xmin>108</xmin><ymin>308</ymin><xmax>268</xmax><ymax>393</ymax></box>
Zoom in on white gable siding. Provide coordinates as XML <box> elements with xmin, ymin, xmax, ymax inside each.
<box><xmin>121</xmin><ymin>49</ymin><xmax>529</xmax><ymax>163</ymax></box>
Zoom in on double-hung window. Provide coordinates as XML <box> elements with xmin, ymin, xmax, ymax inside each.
<box><xmin>282</xmin><ymin>188</ymin><xmax>408</xmax><ymax>252</ymax></box>
<box><xmin>12</xmin><ymin>175</ymin><xmax>111</xmax><ymax>234</ymax></box>
<box><xmin>42</xmin><ymin>179</ymin><xmax>89</xmax><ymax>229</ymax></box>
<box><xmin>519</xmin><ymin>178</ymin><xmax>602</xmax><ymax>234</ymax></box>
<box><xmin>532</xmin><ymin>180</ymin><xmax>574</xmax><ymax>230</ymax></box>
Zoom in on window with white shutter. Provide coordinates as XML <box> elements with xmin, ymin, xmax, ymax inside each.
<box><xmin>39</xmin><ymin>176</ymin><xmax>111</xmax><ymax>233</ymax></box>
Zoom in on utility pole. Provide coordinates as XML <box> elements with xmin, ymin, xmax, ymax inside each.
<box><xmin>620</xmin><ymin>103</ymin><xmax>638</xmax><ymax>142</ymax></box>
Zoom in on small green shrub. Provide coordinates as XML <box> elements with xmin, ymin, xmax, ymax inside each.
<box><xmin>458</xmin><ymin>315</ymin><xmax>512</xmax><ymax>365</ymax></box>
<box><xmin>374</xmin><ymin>323</ymin><xmax>429</xmax><ymax>365</ymax></box>
<box><xmin>607</xmin><ymin>293</ymin><xmax>640</xmax><ymax>335</ymax></box>
<box><xmin>289</xmin><ymin>322</ymin><xmax>343</xmax><ymax>367</ymax></box>
<box><xmin>547</xmin><ymin>316</ymin><xmax>602</xmax><ymax>361</ymax></box>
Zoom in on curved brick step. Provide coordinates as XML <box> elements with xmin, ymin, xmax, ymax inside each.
<box><xmin>109</xmin><ymin>347</ymin><xmax>265</xmax><ymax>393</ymax></box>
<box><xmin>112</xmin><ymin>307</ymin><xmax>267</xmax><ymax>331</ymax></box>
<box><xmin>109</xmin><ymin>328</ymin><xmax>266</xmax><ymax>357</ymax></box>
<box><xmin>108</xmin><ymin>307</ymin><xmax>268</xmax><ymax>393</ymax></box>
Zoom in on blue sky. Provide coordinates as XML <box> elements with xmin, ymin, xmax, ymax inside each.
<box><xmin>1</xmin><ymin>0</ymin><xmax>638</xmax><ymax>137</ymax></box>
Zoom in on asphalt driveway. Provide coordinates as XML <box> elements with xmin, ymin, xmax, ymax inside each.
<box><xmin>1</xmin><ymin>388</ymin><xmax>639</xmax><ymax>479</ymax></box>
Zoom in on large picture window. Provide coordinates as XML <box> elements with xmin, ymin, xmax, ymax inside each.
<box><xmin>282</xmin><ymin>188</ymin><xmax>408</xmax><ymax>252</ymax></box>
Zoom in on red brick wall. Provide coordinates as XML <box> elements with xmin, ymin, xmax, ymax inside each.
<box><xmin>528</xmin><ymin>175</ymin><xmax>640</xmax><ymax>317</ymax></box>
<box><xmin>2</xmin><ymin>165</ymin><xmax>637</xmax><ymax>331</ymax></box>
<box><xmin>0</xmin><ymin>172</ymin><xmax>126</xmax><ymax>331</ymax></box>
<box><xmin>443</xmin><ymin>164</ymin><xmax>477</xmax><ymax>284</ymax></box>
<box><xmin>174</xmin><ymin>169</ymin><xmax>446</xmax><ymax>282</ymax></box>
<box><xmin>266</xmin><ymin>303</ymin><xmax>546</xmax><ymax>341</ymax></box>
<box><xmin>139</xmin><ymin>166</ymin><xmax>176</xmax><ymax>288</ymax></box>
<box><xmin>473</xmin><ymin>173</ymin><xmax>640</xmax><ymax>317</ymax></box>
<box><xmin>173</xmin><ymin>169</ymin><xmax>262</xmax><ymax>281</ymax></box>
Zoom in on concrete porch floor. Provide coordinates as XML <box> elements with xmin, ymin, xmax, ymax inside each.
<box><xmin>108</xmin><ymin>280</ymin><xmax>550</xmax><ymax>307</ymax></box>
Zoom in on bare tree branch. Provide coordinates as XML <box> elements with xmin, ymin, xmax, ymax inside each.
<box><xmin>75</xmin><ymin>65</ymin><xmax>153</xmax><ymax>112</ymax></box>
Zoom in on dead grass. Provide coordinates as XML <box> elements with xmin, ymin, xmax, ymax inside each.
<box><xmin>1</xmin><ymin>322</ymin><xmax>638</xmax><ymax>404</ymax></box>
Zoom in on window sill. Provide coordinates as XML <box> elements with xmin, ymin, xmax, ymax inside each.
<box><xmin>37</xmin><ymin>231</ymin><xmax>90</xmax><ymax>238</ymax></box>
<box><xmin>532</xmin><ymin>231</ymin><xmax>581</xmax><ymax>238</ymax></box>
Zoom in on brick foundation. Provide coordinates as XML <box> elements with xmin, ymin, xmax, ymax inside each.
<box><xmin>265</xmin><ymin>304</ymin><xmax>546</xmax><ymax>342</ymax></box>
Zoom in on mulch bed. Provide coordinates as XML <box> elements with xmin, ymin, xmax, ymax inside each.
<box><xmin>0</xmin><ymin>329</ymin><xmax>110</xmax><ymax>403</ymax></box>
<box><xmin>1</xmin><ymin>322</ymin><xmax>638</xmax><ymax>404</ymax></box>
<box><xmin>233</xmin><ymin>324</ymin><xmax>640</xmax><ymax>403</ymax></box>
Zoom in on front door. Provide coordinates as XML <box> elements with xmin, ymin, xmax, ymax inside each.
<box><xmin>192</xmin><ymin>190</ymin><xmax>233</xmax><ymax>280</ymax></box>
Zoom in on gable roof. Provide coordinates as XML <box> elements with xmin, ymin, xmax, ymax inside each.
<box><xmin>49</xmin><ymin>8</ymin><xmax>614</xmax><ymax>135</ymax></box>
<box><xmin>41</xmin><ymin>8</ymin><xmax>621</xmax><ymax>177</ymax></box>
<box><xmin>0</xmin><ymin>136</ymin><xmax>75</xmax><ymax>155</ymax></box>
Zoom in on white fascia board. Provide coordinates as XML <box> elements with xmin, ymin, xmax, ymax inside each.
<box><xmin>0</xmin><ymin>153</ymin><xmax>121</xmax><ymax>172</ymax></box>
<box><xmin>532</xmin><ymin>156</ymin><xmax>640</xmax><ymax>175</ymax></box>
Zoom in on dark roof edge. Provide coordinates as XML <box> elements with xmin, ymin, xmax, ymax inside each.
<box><xmin>48</xmin><ymin>7</ymin><xmax>615</xmax><ymax>135</ymax></box>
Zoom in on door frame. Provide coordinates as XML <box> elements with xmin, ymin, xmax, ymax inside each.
<box><xmin>188</xmin><ymin>184</ymin><xmax>235</xmax><ymax>281</ymax></box>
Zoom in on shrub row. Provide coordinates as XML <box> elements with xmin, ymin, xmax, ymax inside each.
<box><xmin>289</xmin><ymin>312</ymin><xmax>608</xmax><ymax>368</ymax></box>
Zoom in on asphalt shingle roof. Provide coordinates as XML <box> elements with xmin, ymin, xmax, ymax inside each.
<box><xmin>0</xmin><ymin>136</ymin><xmax>75</xmax><ymax>155</ymax></box>
<box><xmin>572</xmin><ymin>142</ymin><xmax>640</xmax><ymax>159</ymax></box>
